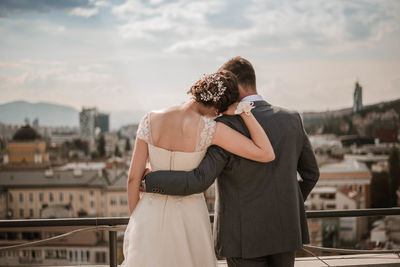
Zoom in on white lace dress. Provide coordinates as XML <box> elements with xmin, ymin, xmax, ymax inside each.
<box><xmin>121</xmin><ymin>112</ymin><xmax>217</xmax><ymax>267</ymax></box>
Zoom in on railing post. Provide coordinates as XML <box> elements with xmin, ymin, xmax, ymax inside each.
<box><xmin>109</xmin><ymin>230</ymin><xmax>117</xmax><ymax>267</ymax></box>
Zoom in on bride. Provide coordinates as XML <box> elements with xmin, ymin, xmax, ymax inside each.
<box><xmin>121</xmin><ymin>70</ymin><xmax>275</xmax><ymax>267</ymax></box>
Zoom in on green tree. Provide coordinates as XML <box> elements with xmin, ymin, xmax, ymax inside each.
<box><xmin>114</xmin><ymin>145</ymin><xmax>121</xmax><ymax>157</ymax></box>
<box><xmin>97</xmin><ymin>135</ymin><xmax>106</xmax><ymax>157</ymax></box>
<box><xmin>389</xmin><ymin>148</ymin><xmax>400</xmax><ymax>206</ymax></box>
<box><xmin>125</xmin><ymin>138</ymin><xmax>131</xmax><ymax>152</ymax></box>
<box><xmin>370</xmin><ymin>172</ymin><xmax>391</xmax><ymax>208</ymax></box>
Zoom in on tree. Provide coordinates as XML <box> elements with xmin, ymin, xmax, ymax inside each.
<box><xmin>114</xmin><ymin>145</ymin><xmax>121</xmax><ymax>157</ymax></box>
<box><xmin>125</xmin><ymin>138</ymin><xmax>131</xmax><ymax>152</ymax></box>
<box><xmin>97</xmin><ymin>135</ymin><xmax>106</xmax><ymax>157</ymax></box>
<box><xmin>389</xmin><ymin>147</ymin><xmax>400</xmax><ymax>207</ymax></box>
<box><xmin>370</xmin><ymin>172</ymin><xmax>391</xmax><ymax>208</ymax></box>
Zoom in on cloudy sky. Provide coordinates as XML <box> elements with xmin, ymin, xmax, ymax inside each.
<box><xmin>1</xmin><ymin>0</ymin><xmax>399</xmax><ymax>114</ymax></box>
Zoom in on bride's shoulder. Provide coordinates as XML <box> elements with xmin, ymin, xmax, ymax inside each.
<box><xmin>149</xmin><ymin>105</ymin><xmax>181</xmax><ymax>117</ymax></box>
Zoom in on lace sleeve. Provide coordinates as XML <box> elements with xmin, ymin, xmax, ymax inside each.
<box><xmin>195</xmin><ymin>117</ymin><xmax>216</xmax><ymax>151</ymax></box>
<box><xmin>136</xmin><ymin>112</ymin><xmax>151</xmax><ymax>144</ymax></box>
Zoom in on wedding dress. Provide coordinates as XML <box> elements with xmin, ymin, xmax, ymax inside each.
<box><xmin>121</xmin><ymin>112</ymin><xmax>217</xmax><ymax>267</ymax></box>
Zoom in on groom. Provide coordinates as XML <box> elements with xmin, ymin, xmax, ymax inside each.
<box><xmin>142</xmin><ymin>57</ymin><xmax>319</xmax><ymax>267</ymax></box>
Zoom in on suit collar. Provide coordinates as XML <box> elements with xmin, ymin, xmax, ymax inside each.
<box><xmin>253</xmin><ymin>100</ymin><xmax>272</xmax><ymax>108</ymax></box>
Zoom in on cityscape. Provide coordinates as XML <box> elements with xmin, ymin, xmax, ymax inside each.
<box><xmin>0</xmin><ymin>81</ymin><xmax>399</xmax><ymax>265</ymax></box>
<box><xmin>1</xmin><ymin>0</ymin><xmax>400</xmax><ymax>266</ymax></box>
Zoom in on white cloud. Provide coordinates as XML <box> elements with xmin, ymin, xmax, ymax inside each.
<box><xmin>69</xmin><ymin>7</ymin><xmax>99</xmax><ymax>18</ymax></box>
<box><xmin>111</xmin><ymin>0</ymin><xmax>400</xmax><ymax>53</ymax></box>
<box><xmin>95</xmin><ymin>1</ymin><xmax>111</xmax><ymax>7</ymax></box>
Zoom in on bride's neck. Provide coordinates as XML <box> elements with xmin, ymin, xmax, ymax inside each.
<box><xmin>186</xmin><ymin>99</ymin><xmax>211</xmax><ymax>117</ymax></box>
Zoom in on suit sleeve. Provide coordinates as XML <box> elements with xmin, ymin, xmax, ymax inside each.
<box><xmin>297</xmin><ymin>113</ymin><xmax>320</xmax><ymax>200</ymax></box>
<box><xmin>144</xmin><ymin>145</ymin><xmax>230</xmax><ymax>196</ymax></box>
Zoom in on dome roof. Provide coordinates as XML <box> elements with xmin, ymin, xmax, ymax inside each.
<box><xmin>12</xmin><ymin>125</ymin><xmax>41</xmax><ymax>141</ymax></box>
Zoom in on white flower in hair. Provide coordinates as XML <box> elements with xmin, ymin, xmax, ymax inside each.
<box><xmin>199</xmin><ymin>73</ymin><xmax>227</xmax><ymax>103</ymax></box>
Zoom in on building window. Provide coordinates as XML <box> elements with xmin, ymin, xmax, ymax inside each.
<box><xmin>49</xmin><ymin>192</ymin><xmax>54</xmax><ymax>202</ymax></box>
<box><xmin>90</xmin><ymin>190</ymin><xmax>94</xmax><ymax>196</ymax></box>
<box><xmin>95</xmin><ymin>251</ymin><xmax>106</xmax><ymax>263</ymax></box>
<box><xmin>29</xmin><ymin>209</ymin><xmax>34</xmax><ymax>218</ymax></box>
<box><xmin>343</xmin><ymin>204</ymin><xmax>349</xmax><ymax>209</ymax></box>
<box><xmin>326</xmin><ymin>204</ymin><xmax>336</xmax><ymax>209</ymax></box>
<box><xmin>90</xmin><ymin>201</ymin><xmax>94</xmax><ymax>208</ymax></box>
<box><xmin>69</xmin><ymin>193</ymin><xmax>74</xmax><ymax>202</ymax></box>
<box><xmin>110</xmin><ymin>197</ymin><xmax>116</xmax><ymax>206</ymax></box>
<box><xmin>80</xmin><ymin>193</ymin><xmax>84</xmax><ymax>202</ymax></box>
<box><xmin>120</xmin><ymin>196</ymin><xmax>127</xmax><ymax>206</ymax></box>
<box><xmin>39</xmin><ymin>193</ymin><xmax>43</xmax><ymax>202</ymax></box>
<box><xmin>8</xmin><ymin>193</ymin><xmax>13</xmax><ymax>203</ymax></box>
<box><xmin>19</xmin><ymin>193</ymin><xmax>24</xmax><ymax>202</ymax></box>
<box><xmin>19</xmin><ymin>209</ymin><xmax>24</xmax><ymax>218</ymax></box>
<box><xmin>358</xmin><ymin>185</ymin><xmax>363</xmax><ymax>193</ymax></box>
<box><xmin>320</xmin><ymin>193</ymin><xmax>335</xmax><ymax>200</ymax></box>
<box><xmin>59</xmin><ymin>192</ymin><xmax>63</xmax><ymax>202</ymax></box>
<box><xmin>29</xmin><ymin>193</ymin><xmax>33</xmax><ymax>202</ymax></box>
<box><xmin>86</xmin><ymin>251</ymin><xmax>90</xmax><ymax>262</ymax></box>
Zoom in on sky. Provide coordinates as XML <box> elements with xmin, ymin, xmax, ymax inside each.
<box><xmin>1</xmin><ymin>0</ymin><xmax>399</xmax><ymax>113</ymax></box>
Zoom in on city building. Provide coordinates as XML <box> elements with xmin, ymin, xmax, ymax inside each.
<box><xmin>97</xmin><ymin>113</ymin><xmax>109</xmax><ymax>133</ymax></box>
<box><xmin>0</xmin><ymin>165</ymin><xmax>129</xmax><ymax>219</ymax></box>
<box><xmin>79</xmin><ymin>108</ymin><xmax>110</xmax><ymax>139</ymax></box>
<box><xmin>353</xmin><ymin>81</ymin><xmax>363</xmax><ymax>112</ymax></box>
<box><xmin>0</xmin><ymin>225</ymin><xmax>108</xmax><ymax>265</ymax></box>
<box><xmin>317</xmin><ymin>156</ymin><xmax>372</xmax><ymax>207</ymax></box>
<box><xmin>3</xmin><ymin>125</ymin><xmax>49</xmax><ymax>167</ymax></box>
<box><xmin>79</xmin><ymin>108</ymin><xmax>98</xmax><ymax>140</ymax></box>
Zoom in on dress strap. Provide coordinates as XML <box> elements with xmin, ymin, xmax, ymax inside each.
<box><xmin>136</xmin><ymin>112</ymin><xmax>152</xmax><ymax>144</ymax></box>
<box><xmin>195</xmin><ymin>117</ymin><xmax>216</xmax><ymax>151</ymax></box>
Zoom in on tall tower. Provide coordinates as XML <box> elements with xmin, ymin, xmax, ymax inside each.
<box><xmin>79</xmin><ymin>107</ymin><xmax>98</xmax><ymax>139</ymax></box>
<box><xmin>353</xmin><ymin>81</ymin><xmax>363</xmax><ymax>112</ymax></box>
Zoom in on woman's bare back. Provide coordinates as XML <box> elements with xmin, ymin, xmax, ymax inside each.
<box><xmin>149</xmin><ymin>104</ymin><xmax>204</xmax><ymax>153</ymax></box>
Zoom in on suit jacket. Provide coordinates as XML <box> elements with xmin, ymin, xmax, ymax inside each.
<box><xmin>144</xmin><ymin>100</ymin><xmax>319</xmax><ymax>258</ymax></box>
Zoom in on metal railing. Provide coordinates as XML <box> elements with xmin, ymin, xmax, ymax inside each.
<box><xmin>1</xmin><ymin>208</ymin><xmax>400</xmax><ymax>267</ymax></box>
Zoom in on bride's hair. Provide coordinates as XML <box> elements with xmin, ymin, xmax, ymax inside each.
<box><xmin>188</xmin><ymin>70</ymin><xmax>239</xmax><ymax>113</ymax></box>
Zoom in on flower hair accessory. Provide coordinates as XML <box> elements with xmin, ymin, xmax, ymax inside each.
<box><xmin>234</xmin><ymin>101</ymin><xmax>255</xmax><ymax>115</ymax></box>
<box><xmin>199</xmin><ymin>73</ymin><xmax>227</xmax><ymax>103</ymax></box>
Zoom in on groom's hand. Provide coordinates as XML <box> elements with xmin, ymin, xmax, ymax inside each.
<box><xmin>139</xmin><ymin>168</ymin><xmax>151</xmax><ymax>192</ymax></box>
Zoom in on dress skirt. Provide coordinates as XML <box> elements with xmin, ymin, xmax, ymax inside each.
<box><xmin>121</xmin><ymin>192</ymin><xmax>217</xmax><ymax>267</ymax></box>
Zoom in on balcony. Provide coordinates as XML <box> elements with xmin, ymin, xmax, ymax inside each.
<box><xmin>1</xmin><ymin>208</ymin><xmax>400</xmax><ymax>267</ymax></box>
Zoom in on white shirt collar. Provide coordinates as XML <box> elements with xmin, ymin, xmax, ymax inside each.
<box><xmin>241</xmin><ymin>94</ymin><xmax>264</xmax><ymax>102</ymax></box>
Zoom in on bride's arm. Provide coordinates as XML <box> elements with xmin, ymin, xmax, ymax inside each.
<box><xmin>212</xmin><ymin>103</ymin><xmax>275</xmax><ymax>162</ymax></box>
<box><xmin>127</xmin><ymin>138</ymin><xmax>148</xmax><ymax>214</ymax></box>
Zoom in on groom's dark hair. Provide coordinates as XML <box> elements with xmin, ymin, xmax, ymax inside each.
<box><xmin>219</xmin><ymin>57</ymin><xmax>256</xmax><ymax>91</ymax></box>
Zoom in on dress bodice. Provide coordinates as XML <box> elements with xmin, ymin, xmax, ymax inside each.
<box><xmin>136</xmin><ymin>111</ymin><xmax>216</xmax><ymax>172</ymax></box>
<box><xmin>148</xmin><ymin>144</ymin><xmax>206</xmax><ymax>171</ymax></box>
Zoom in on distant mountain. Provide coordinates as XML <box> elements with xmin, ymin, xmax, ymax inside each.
<box><xmin>0</xmin><ymin>100</ymin><xmax>146</xmax><ymax>130</ymax></box>
<box><xmin>302</xmin><ymin>98</ymin><xmax>400</xmax><ymax>136</ymax></box>
<box><xmin>302</xmin><ymin>98</ymin><xmax>400</xmax><ymax>124</ymax></box>
<box><xmin>0</xmin><ymin>101</ymin><xmax>79</xmax><ymax>127</ymax></box>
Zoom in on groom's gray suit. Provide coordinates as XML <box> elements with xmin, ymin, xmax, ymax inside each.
<box><xmin>143</xmin><ymin>99</ymin><xmax>319</xmax><ymax>262</ymax></box>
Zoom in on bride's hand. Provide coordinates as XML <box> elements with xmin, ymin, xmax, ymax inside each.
<box><xmin>222</xmin><ymin>102</ymin><xmax>239</xmax><ymax>116</ymax></box>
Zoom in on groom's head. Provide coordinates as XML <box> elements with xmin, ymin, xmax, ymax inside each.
<box><xmin>219</xmin><ymin>57</ymin><xmax>257</xmax><ymax>99</ymax></box>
